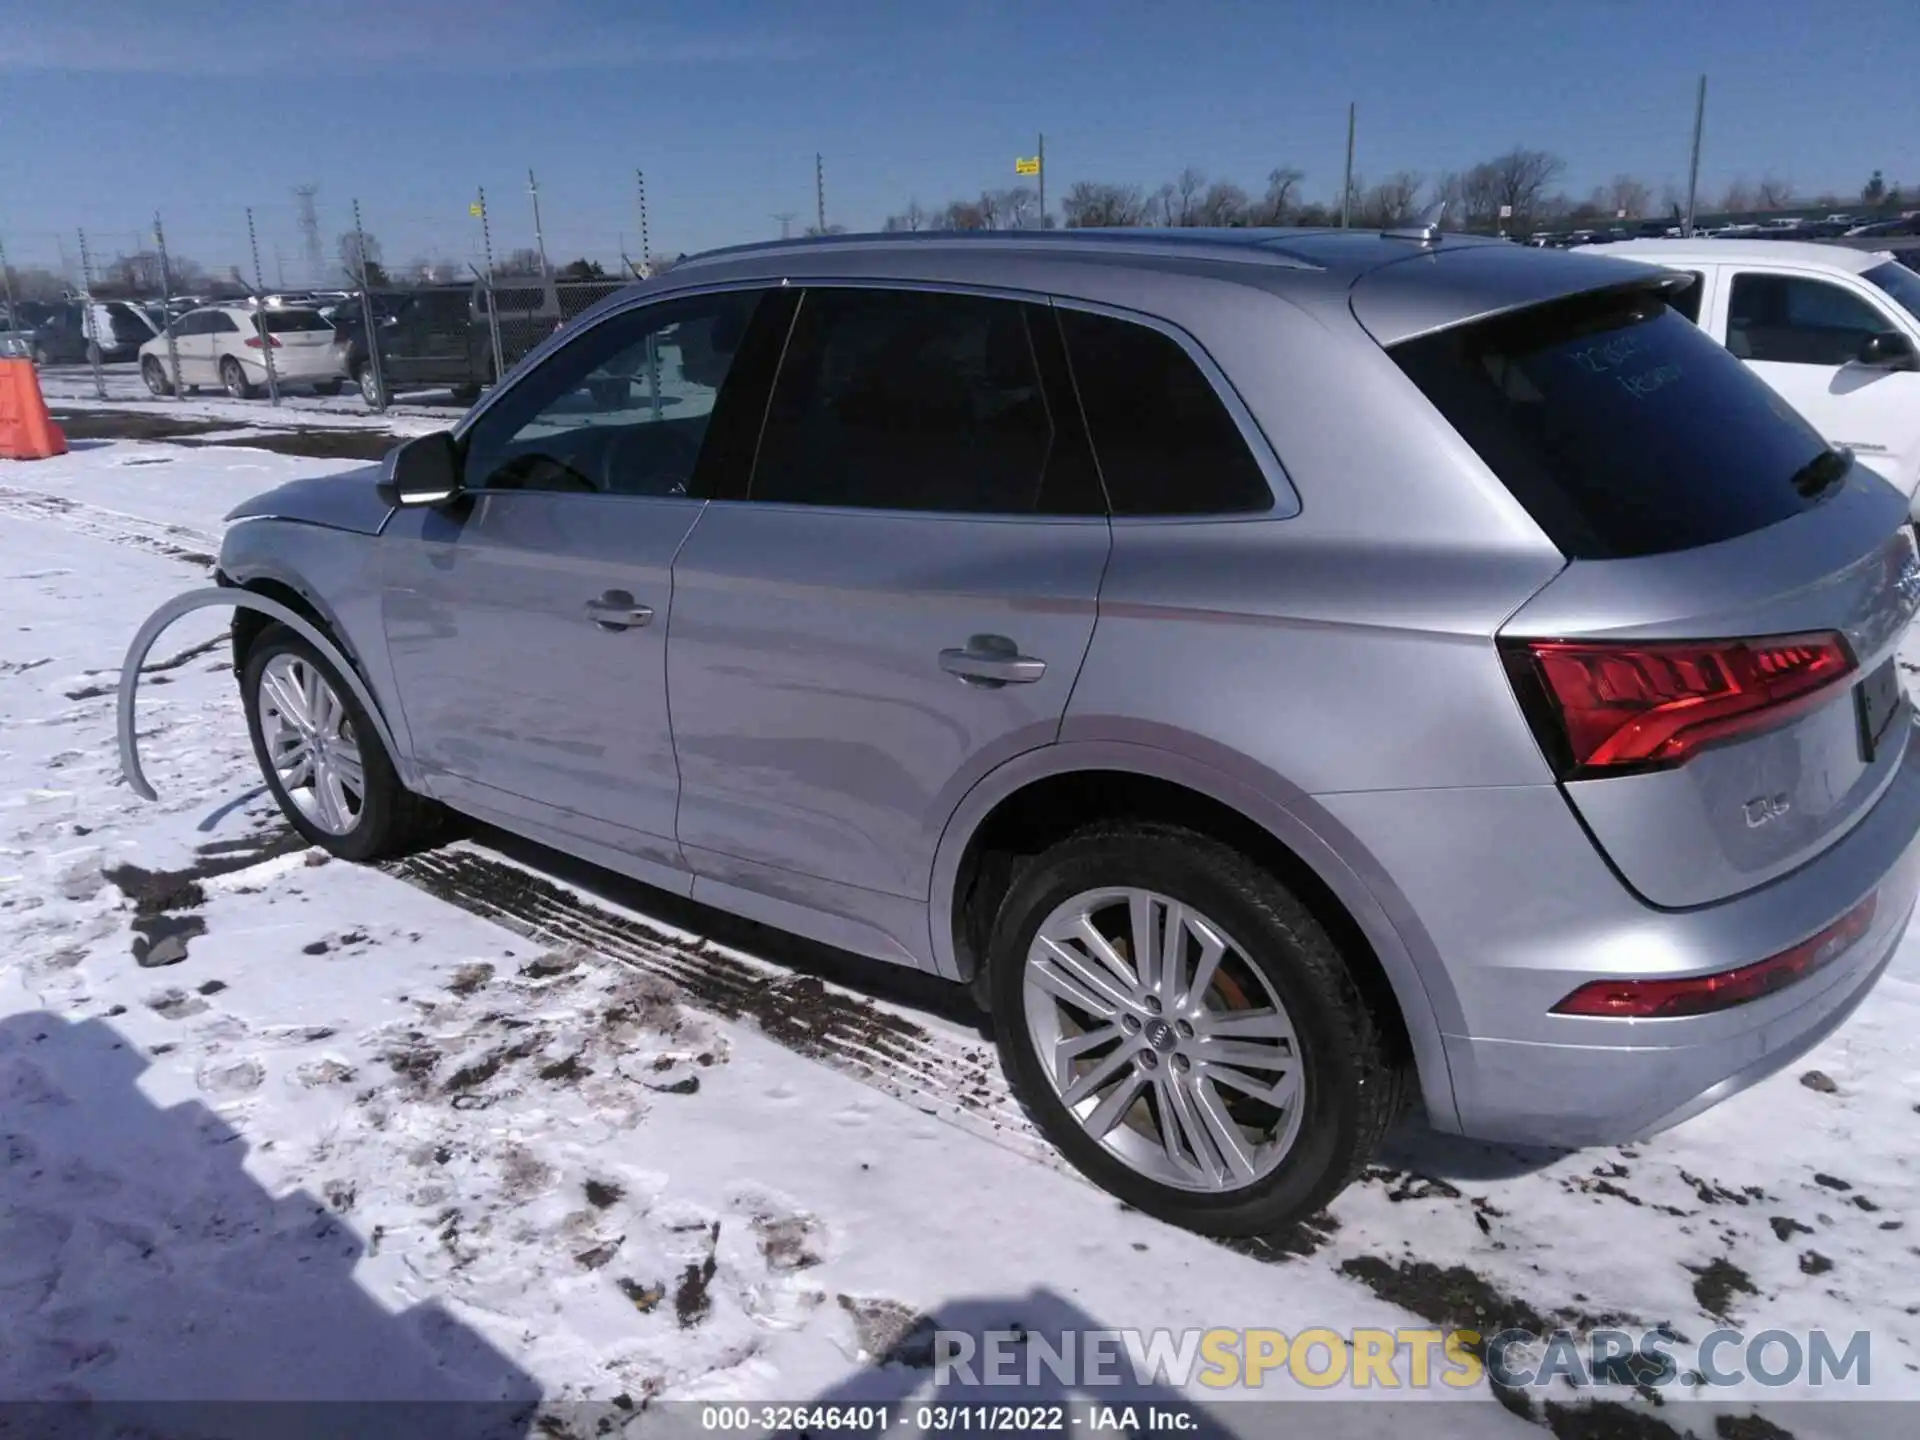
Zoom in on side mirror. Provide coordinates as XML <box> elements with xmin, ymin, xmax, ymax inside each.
<box><xmin>1857</xmin><ymin>331</ymin><xmax>1919</xmax><ymax>371</ymax></box>
<box><xmin>376</xmin><ymin>431</ymin><xmax>462</xmax><ymax>508</ymax></box>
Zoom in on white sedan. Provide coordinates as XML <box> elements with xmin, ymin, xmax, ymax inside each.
<box><xmin>138</xmin><ymin>304</ymin><xmax>347</xmax><ymax>399</ymax></box>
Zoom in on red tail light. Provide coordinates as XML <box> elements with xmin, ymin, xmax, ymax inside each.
<box><xmin>1504</xmin><ymin>632</ymin><xmax>1855</xmax><ymax>776</ymax></box>
<box><xmin>244</xmin><ymin>334</ymin><xmax>282</xmax><ymax>349</ymax></box>
<box><xmin>1553</xmin><ymin>891</ymin><xmax>1877</xmax><ymax>1018</ymax></box>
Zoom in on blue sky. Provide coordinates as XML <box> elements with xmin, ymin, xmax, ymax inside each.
<box><xmin>1</xmin><ymin>0</ymin><xmax>1915</xmax><ymax>282</ymax></box>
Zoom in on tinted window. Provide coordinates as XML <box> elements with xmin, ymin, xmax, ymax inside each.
<box><xmin>1728</xmin><ymin>273</ymin><xmax>1891</xmax><ymax>365</ymax></box>
<box><xmin>1665</xmin><ymin>272</ymin><xmax>1706</xmax><ymax>324</ymax></box>
<box><xmin>1393</xmin><ymin>284</ymin><xmax>1837</xmax><ymax>560</ymax></box>
<box><xmin>1056</xmin><ymin>307</ymin><xmax>1272</xmax><ymax>515</ymax></box>
<box><xmin>752</xmin><ymin>288</ymin><xmax>1097</xmax><ymax>514</ymax></box>
<box><xmin>1865</xmin><ymin>260</ymin><xmax>1920</xmax><ymax>325</ymax></box>
<box><xmin>212</xmin><ymin>313</ymin><xmax>240</xmax><ymax>333</ymax></box>
<box><xmin>461</xmin><ymin>290</ymin><xmax>764</xmax><ymax>498</ymax></box>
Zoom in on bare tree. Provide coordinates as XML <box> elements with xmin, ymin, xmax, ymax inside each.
<box><xmin>1194</xmin><ymin>180</ymin><xmax>1251</xmax><ymax>227</ymax></box>
<box><xmin>803</xmin><ymin>223</ymin><xmax>848</xmax><ymax>237</ymax></box>
<box><xmin>1061</xmin><ymin>181</ymin><xmax>1151</xmax><ymax>228</ymax></box>
<box><xmin>882</xmin><ymin>198</ymin><xmax>929</xmax><ymax>232</ymax></box>
<box><xmin>1755</xmin><ymin>173</ymin><xmax>1795</xmax><ymax>210</ymax></box>
<box><xmin>494</xmin><ymin>246</ymin><xmax>544</xmax><ymax>276</ymax></box>
<box><xmin>339</xmin><ymin>229</ymin><xmax>387</xmax><ymax>284</ymax></box>
<box><xmin>995</xmin><ymin>185</ymin><xmax>1040</xmax><ymax>228</ymax></box>
<box><xmin>1607</xmin><ymin>174</ymin><xmax>1652</xmax><ymax>218</ymax></box>
<box><xmin>1247</xmin><ymin>167</ymin><xmax>1305</xmax><ymax>225</ymax></box>
<box><xmin>1483</xmin><ymin>148</ymin><xmax>1565</xmax><ymax>228</ymax></box>
<box><xmin>1358</xmin><ymin>172</ymin><xmax>1424</xmax><ymax>227</ymax></box>
<box><xmin>1158</xmin><ymin>166</ymin><xmax>1207</xmax><ymax>226</ymax></box>
<box><xmin>1863</xmin><ymin>169</ymin><xmax>1889</xmax><ymax>208</ymax></box>
<box><xmin>1719</xmin><ymin>177</ymin><xmax>1757</xmax><ymax>214</ymax></box>
<box><xmin>2</xmin><ymin>264</ymin><xmax>66</xmax><ymax>302</ymax></box>
<box><xmin>937</xmin><ymin>199</ymin><xmax>988</xmax><ymax>230</ymax></box>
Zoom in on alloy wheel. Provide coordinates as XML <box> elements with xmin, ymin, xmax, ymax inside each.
<box><xmin>1022</xmin><ymin>887</ymin><xmax>1305</xmax><ymax>1193</ymax></box>
<box><xmin>256</xmin><ymin>653</ymin><xmax>366</xmax><ymax>835</ymax></box>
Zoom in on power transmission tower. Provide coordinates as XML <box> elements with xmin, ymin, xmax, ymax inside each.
<box><xmin>774</xmin><ymin>212</ymin><xmax>796</xmax><ymax>239</ymax></box>
<box><xmin>294</xmin><ymin>184</ymin><xmax>324</xmax><ymax>284</ymax></box>
<box><xmin>815</xmin><ymin>154</ymin><xmax>827</xmax><ymax>233</ymax></box>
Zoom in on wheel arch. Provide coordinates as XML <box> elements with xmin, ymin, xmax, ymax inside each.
<box><xmin>930</xmin><ymin>741</ymin><xmax>1463</xmax><ymax>1132</ymax></box>
<box><xmin>118</xmin><ymin>587</ymin><xmax>407</xmax><ymax>806</ymax></box>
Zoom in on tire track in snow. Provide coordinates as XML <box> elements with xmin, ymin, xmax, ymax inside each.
<box><xmin>0</xmin><ymin>486</ymin><xmax>220</xmax><ymax>568</ymax></box>
<box><xmin>387</xmin><ymin>845</ymin><xmax>1063</xmax><ymax>1172</ymax></box>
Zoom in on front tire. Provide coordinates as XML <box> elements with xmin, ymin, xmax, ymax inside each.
<box><xmin>987</xmin><ymin>822</ymin><xmax>1405</xmax><ymax>1236</ymax></box>
<box><xmin>356</xmin><ymin>362</ymin><xmax>386</xmax><ymax>408</ymax></box>
<box><xmin>221</xmin><ymin>356</ymin><xmax>254</xmax><ymax>400</ymax></box>
<box><xmin>241</xmin><ymin>624</ymin><xmax>437</xmax><ymax>861</ymax></box>
<box><xmin>141</xmin><ymin>357</ymin><xmax>173</xmax><ymax>397</ymax></box>
<box><xmin>313</xmin><ymin>378</ymin><xmax>344</xmax><ymax>396</ymax></box>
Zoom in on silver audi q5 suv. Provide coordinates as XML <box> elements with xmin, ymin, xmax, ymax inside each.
<box><xmin>167</xmin><ymin>227</ymin><xmax>1920</xmax><ymax>1234</ymax></box>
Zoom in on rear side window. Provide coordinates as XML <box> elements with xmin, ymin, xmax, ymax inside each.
<box><xmin>1057</xmin><ymin>308</ymin><xmax>1272</xmax><ymax>515</ymax></box>
<box><xmin>1392</xmin><ymin>285</ymin><xmax>1835</xmax><ymax>560</ymax></box>
<box><xmin>751</xmin><ymin>287</ymin><xmax>1101</xmax><ymax>515</ymax></box>
<box><xmin>261</xmin><ymin>309</ymin><xmax>331</xmax><ymax>333</ymax></box>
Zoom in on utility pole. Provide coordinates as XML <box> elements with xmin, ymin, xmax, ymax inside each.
<box><xmin>774</xmin><ymin>212</ymin><xmax>796</xmax><ymax>239</ymax></box>
<box><xmin>635</xmin><ymin>169</ymin><xmax>652</xmax><ymax>272</ymax></box>
<box><xmin>815</xmin><ymin>153</ymin><xmax>826</xmax><ymax>234</ymax></box>
<box><xmin>1341</xmin><ymin>102</ymin><xmax>1356</xmax><ymax>229</ymax></box>
<box><xmin>528</xmin><ymin>167</ymin><xmax>550</xmax><ymax>276</ymax></box>
<box><xmin>1683</xmin><ymin>74</ymin><xmax>1708</xmax><ymax>238</ymax></box>
<box><xmin>293</xmin><ymin>183</ymin><xmax>323</xmax><ymax>284</ymax></box>
<box><xmin>1037</xmin><ymin>132</ymin><xmax>1047</xmax><ymax>229</ymax></box>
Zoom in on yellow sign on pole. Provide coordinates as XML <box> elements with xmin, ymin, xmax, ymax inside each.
<box><xmin>1015</xmin><ymin>156</ymin><xmax>1041</xmax><ymax>176</ymax></box>
<box><xmin>469</xmin><ymin>202</ymin><xmax>484</xmax><ymax>218</ymax></box>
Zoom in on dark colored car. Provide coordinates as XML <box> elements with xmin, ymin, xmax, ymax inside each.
<box><xmin>331</xmin><ymin>286</ymin><xmax>493</xmax><ymax>407</ymax></box>
<box><xmin>28</xmin><ymin>300</ymin><xmax>158</xmax><ymax>366</ymax></box>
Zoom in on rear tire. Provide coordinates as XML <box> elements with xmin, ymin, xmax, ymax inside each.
<box><xmin>241</xmin><ymin>623</ymin><xmax>440</xmax><ymax>861</ymax></box>
<box><xmin>356</xmin><ymin>362</ymin><xmax>386</xmax><ymax>408</ymax></box>
<box><xmin>986</xmin><ymin>821</ymin><xmax>1406</xmax><ymax>1237</ymax></box>
<box><xmin>451</xmin><ymin>382</ymin><xmax>482</xmax><ymax>404</ymax></box>
<box><xmin>140</xmin><ymin>357</ymin><xmax>172</xmax><ymax>397</ymax></box>
<box><xmin>221</xmin><ymin>356</ymin><xmax>254</xmax><ymax>400</ymax></box>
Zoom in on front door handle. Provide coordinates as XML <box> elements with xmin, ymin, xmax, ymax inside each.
<box><xmin>939</xmin><ymin>635</ymin><xmax>1046</xmax><ymax>687</ymax></box>
<box><xmin>584</xmin><ymin>590</ymin><xmax>654</xmax><ymax>631</ymax></box>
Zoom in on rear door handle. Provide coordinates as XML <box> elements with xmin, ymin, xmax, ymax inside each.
<box><xmin>584</xmin><ymin>591</ymin><xmax>654</xmax><ymax>631</ymax></box>
<box><xmin>939</xmin><ymin>636</ymin><xmax>1046</xmax><ymax>687</ymax></box>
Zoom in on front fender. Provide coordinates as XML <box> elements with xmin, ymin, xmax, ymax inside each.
<box><xmin>118</xmin><ymin>588</ymin><xmax>404</xmax><ymax>804</ymax></box>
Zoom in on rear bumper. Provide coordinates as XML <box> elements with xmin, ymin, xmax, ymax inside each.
<box><xmin>241</xmin><ymin>351</ymin><xmax>346</xmax><ymax>383</ymax></box>
<box><xmin>1317</xmin><ymin>718</ymin><xmax>1920</xmax><ymax>1147</ymax></box>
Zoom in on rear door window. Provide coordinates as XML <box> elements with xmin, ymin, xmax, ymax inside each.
<box><xmin>1392</xmin><ymin>284</ymin><xmax>1837</xmax><ymax>559</ymax></box>
<box><xmin>750</xmin><ymin>287</ymin><xmax>1102</xmax><ymax>515</ymax></box>
<box><xmin>1056</xmin><ymin>307</ymin><xmax>1273</xmax><ymax>515</ymax></box>
<box><xmin>1727</xmin><ymin>273</ymin><xmax>1892</xmax><ymax>365</ymax></box>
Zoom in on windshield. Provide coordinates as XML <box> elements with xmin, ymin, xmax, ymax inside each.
<box><xmin>1864</xmin><ymin>261</ymin><xmax>1920</xmax><ymax>325</ymax></box>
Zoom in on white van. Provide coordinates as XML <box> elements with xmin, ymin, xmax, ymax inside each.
<box><xmin>1607</xmin><ymin>239</ymin><xmax>1920</xmax><ymax>517</ymax></box>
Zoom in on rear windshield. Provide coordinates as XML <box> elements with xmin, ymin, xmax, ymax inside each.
<box><xmin>1391</xmin><ymin>285</ymin><xmax>1836</xmax><ymax>559</ymax></box>
<box><xmin>260</xmin><ymin>309</ymin><xmax>331</xmax><ymax>333</ymax></box>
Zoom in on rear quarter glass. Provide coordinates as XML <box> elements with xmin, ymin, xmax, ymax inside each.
<box><xmin>1391</xmin><ymin>285</ymin><xmax>1833</xmax><ymax>559</ymax></box>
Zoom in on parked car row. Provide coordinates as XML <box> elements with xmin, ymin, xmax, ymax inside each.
<box><xmin>168</xmin><ymin>226</ymin><xmax>1920</xmax><ymax>1235</ymax></box>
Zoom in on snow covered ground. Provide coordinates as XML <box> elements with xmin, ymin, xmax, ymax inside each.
<box><xmin>2</xmin><ymin>434</ymin><xmax>1918</xmax><ymax>1438</ymax></box>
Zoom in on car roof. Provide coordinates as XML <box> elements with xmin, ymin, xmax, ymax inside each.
<box><xmin>1603</xmin><ymin>238</ymin><xmax>1888</xmax><ymax>274</ymax></box>
<box><xmin>639</xmin><ymin>227</ymin><xmax>1666</xmax><ymax>346</ymax></box>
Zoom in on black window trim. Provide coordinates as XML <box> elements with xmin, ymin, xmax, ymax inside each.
<box><xmin>1050</xmin><ymin>294</ymin><xmax>1300</xmax><ymax>523</ymax></box>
